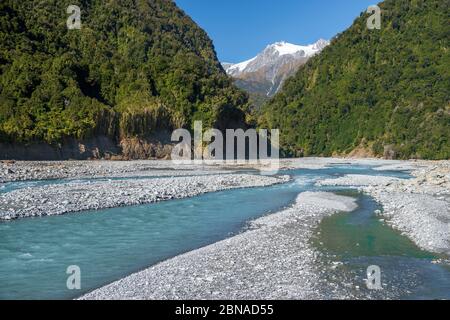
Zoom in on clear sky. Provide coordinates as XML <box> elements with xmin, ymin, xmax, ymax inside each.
<box><xmin>175</xmin><ymin>0</ymin><xmax>378</xmax><ymax>63</ymax></box>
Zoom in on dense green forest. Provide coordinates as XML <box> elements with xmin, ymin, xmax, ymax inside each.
<box><xmin>0</xmin><ymin>0</ymin><xmax>248</xmax><ymax>145</ymax></box>
<box><xmin>259</xmin><ymin>0</ymin><xmax>449</xmax><ymax>159</ymax></box>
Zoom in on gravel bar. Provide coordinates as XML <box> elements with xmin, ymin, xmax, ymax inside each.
<box><xmin>80</xmin><ymin>192</ymin><xmax>359</xmax><ymax>300</ymax></box>
<box><xmin>0</xmin><ymin>174</ymin><xmax>289</xmax><ymax>220</ymax></box>
<box><xmin>315</xmin><ymin>161</ymin><xmax>450</xmax><ymax>256</ymax></box>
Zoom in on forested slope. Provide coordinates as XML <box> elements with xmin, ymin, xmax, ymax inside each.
<box><xmin>0</xmin><ymin>0</ymin><xmax>248</xmax><ymax>158</ymax></box>
<box><xmin>260</xmin><ymin>0</ymin><xmax>449</xmax><ymax>159</ymax></box>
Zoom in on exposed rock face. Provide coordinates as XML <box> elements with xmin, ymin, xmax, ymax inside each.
<box><xmin>0</xmin><ymin>135</ymin><xmax>174</xmax><ymax>161</ymax></box>
<box><xmin>0</xmin><ymin>136</ymin><xmax>119</xmax><ymax>160</ymax></box>
<box><xmin>346</xmin><ymin>144</ymin><xmax>377</xmax><ymax>158</ymax></box>
<box><xmin>119</xmin><ymin>136</ymin><xmax>173</xmax><ymax>160</ymax></box>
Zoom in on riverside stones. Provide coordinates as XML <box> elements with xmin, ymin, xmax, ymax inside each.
<box><xmin>0</xmin><ymin>174</ymin><xmax>289</xmax><ymax>220</ymax></box>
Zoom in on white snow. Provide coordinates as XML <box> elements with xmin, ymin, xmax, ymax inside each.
<box><xmin>272</xmin><ymin>40</ymin><xmax>326</xmax><ymax>57</ymax></box>
<box><xmin>223</xmin><ymin>39</ymin><xmax>329</xmax><ymax>75</ymax></box>
<box><xmin>225</xmin><ymin>56</ymin><xmax>257</xmax><ymax>73</ymax></box>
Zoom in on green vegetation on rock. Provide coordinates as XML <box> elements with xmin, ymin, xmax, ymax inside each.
<box><xmin>260</xmin><ymin>0</ymin><xmax>449</xmax><ymax>159</ymax></box>
<box><xmin>0</xmin><ymin>0</ymin><xmax>249</xmax><ymax>145</ymax></box>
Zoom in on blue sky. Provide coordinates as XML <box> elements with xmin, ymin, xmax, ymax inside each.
<box><xmin>175</xmin><ymin>0</ymin><xmax>377</xmax><ymax>62</ymax></box>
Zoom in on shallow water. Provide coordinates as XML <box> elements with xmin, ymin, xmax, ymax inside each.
<box><xmin>315</xmin><ymin>191</ymin><xmax>450</xmax><ymax>299</ymax></box>
<box><xmin>0</xmin><ymin>165</ymin><xmax>448</xmax><ymax>300</ymax></box>
<box><xmin>0</xmin><ymin>175</ymin><xmax>303</xmax><ymax>299</ymax></box>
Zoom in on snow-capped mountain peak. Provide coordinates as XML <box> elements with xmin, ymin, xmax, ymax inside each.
<box><xmin>223</xmin><ymin>56</ymin><xmax>257</xmax><ymax>73</ymax></box>
<box><xmin>222</xmin><ymin>39</ymin><xmax>329</xmax><ymax>98</ymax></box>
<box><xmin>224</xmin><ymin>39</ymin><xmax>329</xmax><ymax>77</ymax></box>
<box><xmin>312</xmin><ymin>38</ymin><xmax>329</xmax><ymax>51</ymax></box>
<box><xmin>270</xmin><ymin>41</ymin><xmax>315</xmax><ymax>57</ymax></box>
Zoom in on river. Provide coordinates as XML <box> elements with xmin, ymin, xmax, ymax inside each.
<box><xmin>0</xmin><ymin>165</ymin><xmax>449</xmax><ymax>299</ymax></box>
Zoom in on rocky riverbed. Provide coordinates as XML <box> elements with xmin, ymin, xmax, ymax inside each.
<box><xmin>0</xmin><ymin>158</ymin><xmax>420</xmax><ymax>183</ymax></box>
<box><xmin>0</xmin><ymin>160</ymin><xmax>232</xmax><ymax>183</ymax></box>
<box><xmin>80</xmin><ymin>192</ymin><xmax>362</xmax><ymax>300</ymax></box>
<box><xmin>317</xmin><ymin>161</ymin><xmax>450</xmax><ymax>256</ymax></box>
<box><xmin>2</xmin><ymin>158</ymin><xmax>449</xmax><ymax>300</ymax></box>
<box><xmin>0</xmin><ymin>174</ymin><xmax>289</xmax><ymax>220</ymax></box>
<box><xmin>316</xmin><ymin>174</ymin><xmax>403</xmax><ymax>187</ymax></box>
<box><xmin>81</xmin><ymin>188</ymin><xmax>429</xmax><ymax>300</ymax></box>
<box><xmin>364</xmin><ymin>162</ymin><xmax>450</xmax><ymax>255</ymax></box>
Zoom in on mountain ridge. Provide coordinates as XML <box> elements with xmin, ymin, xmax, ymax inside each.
<box><xmin>222</xmin><ymin>39</ymin><xmax>329</xmax><ymax>107</ymax></box>
<box><xmin>259</xmin><ymin>0</ymin><xmax>449</xmax><ymax>160</ymax></box>
<box><xmin>0</xmin><ymin>0</ymin><xmax>249</xmax><ymax>160</ymax></box>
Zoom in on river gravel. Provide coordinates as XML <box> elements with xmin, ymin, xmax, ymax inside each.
<box><xmin>316</xmin><ymin>161</ymin><xmax>450</xmax><ymax>256</ymax></box>
<box><xmin>0</xmin><ymin>158</ymin><xmax>418</xmax><ymax>182</ymax></box>
<box><xmin>80</xmin><ymin>192</ymin><xmax>361</xmax><ymax>300</ymax></box>
<box><xmin>0</xmin><ymin>174</ymin><xmax>289</xmax><ymax>220</ymax></box>
<box><xmin>2</xmin><ymin>158</ymin><xmax>448</xmax><ymax>299</ymax></box>
<box><xmin>367</xmin><ymin>192</ymin><xmax>450</xmax><ymax>255</ymax></box>
<box><xmin>363</xmin><ymin>162</ymin><xmax>450</xmax><ymax>255</ymax></box>
<box><xmin>0</xmin><ymin>160</ymin><xmax>233</xmax><ymax>183</ymax></box>
<box><xmin>316</xmin><ymin>174</ymin><xmax>404</xmax><ymax>187</ymax></box>
<box><xmin>81</xmin><ymin>190</ymin><xmax>422</xmax><ymax>300</ymax></box>
<box><xmin>280</xmin><ymin>158</ymin><xmax>418</xmax><ymax>170</ymax></box>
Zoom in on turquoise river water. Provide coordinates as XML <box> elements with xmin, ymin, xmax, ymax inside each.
<box><xmin>0</xmin><ymin>165</ymin><xmax>449</xmax><ymax>299</ymax></box>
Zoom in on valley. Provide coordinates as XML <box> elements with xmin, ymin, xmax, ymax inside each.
<box><xmin>0</xmin><ymin>0</ymin><xmax>448</xmax><ymax>303</ymax></box>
